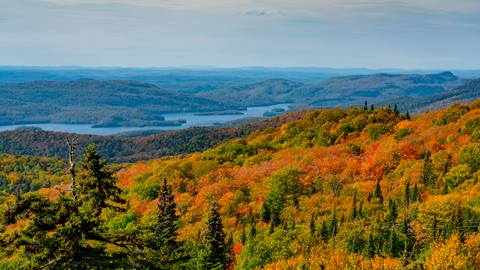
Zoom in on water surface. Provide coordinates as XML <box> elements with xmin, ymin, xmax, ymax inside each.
<box><xmin>0</xmin><ymin>104</ymin><xmax>290</xmax><ymax>136</ymax></box>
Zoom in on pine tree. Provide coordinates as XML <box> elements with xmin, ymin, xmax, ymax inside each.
<box><xmin>404</xmin><ymin>181</ymin><xmax>410</xmax><ymax>207</ymax></box>
<box><xmin>393</xmin><ymin>104</ymin><xmax>399</xmax><ymax>115</ymax></box>
<box><xmin>0</xmin><ymin>144</ymin><xmax>132</xmax><ymax>269</ymax></box>
<box><xmin>310</xmin><ymin>213</ymin><xmax>316</xmax><ymax>238</ymax></box>
<box><xmin>204</xmin><ymin>202</ymin><xmax>229</xmax><ymax>270</ymax></box>
<box><xmin>374</xmin><ymin>179</ymin><xmax>383</xmax><ymax>204</ymax></box>
<box><xmin>249</xmin><ymin>217</ymin><xmax>257</xmax><ymax>239</ymax></box>
<box><xmin>143</xmin><ymin>179</ymin><xmax>185</xmax><ymax>269</ymax></box>
<box><xmin>76</xmin><ymin>144</ymin><xmax>125</xmax><ymax>226</ymax></box>
<box><xmin>319</xmin><ymin>220</ymin><xmax>329</xmax><ymax>241</ymax></box>
<box><xmin>370</xmin><ymin>104</ymin><xmax>375</xmax><ymax>111</ymax></box>
<box><xmin>364</xmin><ymin>100</ymin><xmax>368</xmax><ymax>110</ymax></box>
<box><xmin>405</xmin><ymin>111</ymin><xmax>411</xmax><ymax>120</ymax></box>
<box><xmin>241</xmin><ymin>222</ymin><xmax>247</xmax><ymax>244</ymax></box>
<box><xmin>421</xmin><ymin>151</ymin><xmax>435</xmax><ymax>187</ymax></box>
<box><xmin>350</xmin><ymin>194</ymin><xmax>357</xmax><ymax>221</ymax></box>
<box><xmin>386</xmin><ymin>198</ymin><xmax>398</xmax><ymax>224</ymax></box>
<box><xmin>365</xmin><ymin>233</ymin><xmax>375</xmax><ymax>258</ymax></box>
<box><xmin>329</xmin><ymin>209</ymin><xmax>338</xmax><ymax>238</ymax></box>
<box><xmin>260</xmin><ymin>202</ymin><xmax>271</xmax><ymax>222</ymax></box>
<box><xmin>412</xmin><ymin>183</ymin><xmax>420</xmax><ymax>202</ymax></box>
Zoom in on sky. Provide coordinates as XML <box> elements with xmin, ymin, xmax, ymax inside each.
<box><xmin>1</xmin><ymin>0</ymin><xmax>479</xmax><ymax>69</ymax></box>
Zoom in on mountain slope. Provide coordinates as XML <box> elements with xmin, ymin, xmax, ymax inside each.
<box><xmin>0</xmin><ymin>79</ymin><xmax>236</xmax><ymax>126</ymax></box>
<box><xmin>299</xmin><ymin>71</ymin><xmax>466</xmax><ymax>107</ymax></box>
<box><xmin>197</xmin><ymin>72</ymin><xmax>466</xmax><ymax>110</ymax></box>
<box><xmin>114</xmin><ymin>100</ymin><xmax>480</xmax><ymax>269</ymax></box>
<box><xmin>4</xmin><ymin>101</ymin><xmax>480</xmax><ymax>268</ymax></box>
<box><xmin>0</xmin><ymin>112</ymin><xmax>305</xmax><ymax>162</ymax></box>
<box><xmin>382</xmin><ymin>77</ymin><xmax>480</xmax><ymax>113</ymax></box>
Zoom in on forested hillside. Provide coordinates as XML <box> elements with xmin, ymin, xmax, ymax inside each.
<box><xmin>383</xmin><ymin>77</ymin><xmax>480</xmax><ymax>114</ymax></box>
<box><xmin>0</xmin><ymin>80</ymin><xmax>237</xmax><ymax>127</ymax></box>
<box><xmin>3</xmin><ymin>101</ymin><xmax>480</xmax><ymax>269</ymax></box>
<box><xmin>0</xmin><ymin>112</ymin><xmax>304</xmax><ymax>162</ymax></box>
<box><xmin>201</xmin><ymin>71</ymin><xmax>466</xmax><ymax>109</ymax></box>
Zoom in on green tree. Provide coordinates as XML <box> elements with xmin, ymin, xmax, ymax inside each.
<box><xmin>350</xmin><ymin>194</ymin><xmax>357</xmax><ymax>221</ymax></box>
<box><xmin>404</xmin><ymin>181</ymin><xmax>410</xmax><ymax>207</ymax></box>
<box><xmin>0</xmin><ymin>144</ymin><xmax>131</xmax><ymax>269</ymax></box>
<box><xmin>203</xmin><ymin>202</ymin><xmax>229</xmax><ymax>270</ymax></box>
<box><xmin>421</xmin><ymin>151</ymin><xmax>435</xmax><ymax>187</ymax></box>
<box><xmin>374</xmin><ymin>179</ymin><xmax>383</xmax><ymax>204</ymax></box>
<box><xmin>141</xmin><ymin>179</ymin><xmax>185</xmax><ymax>269</ymax></box>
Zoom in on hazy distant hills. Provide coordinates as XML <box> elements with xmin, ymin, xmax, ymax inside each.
<box><xmin>200</xmin><ymin>71</ymin><xmax>467</xmax><ymax>109</ymax></box>
<box><xmin>381</xmin><ymin>77</ymin><xmax>480</xmax><ymax>113</ymax></box>
<box><xmin>0</xmin><ymin>68</ymin><xmax>477</xmax><ymax>127</ymax></box>
<box><xmin>0</xmin><ymin>79</ymin><xmax>237</xmax><ymax>127</ymax></box>
<box><xmin>199</xmin><ymin>79</ymin><xmax>304</xmax><ymax>106</ymax></box>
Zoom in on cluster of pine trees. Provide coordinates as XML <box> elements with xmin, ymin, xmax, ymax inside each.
<box><xmin>0</xmin><ymin>145</ymin><xmax>230</xmax><ymax>269</ymax></box>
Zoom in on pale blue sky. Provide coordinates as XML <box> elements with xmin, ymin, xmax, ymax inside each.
<box><xmin>1</xmin><ymin>0</ymin><xmax>479</xmax><ymax>68</ymax></box>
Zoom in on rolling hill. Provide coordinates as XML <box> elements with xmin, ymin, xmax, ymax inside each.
<box><xmin>4</xmin><ymin>100</ymin><xmax>480</xmax><ymax>268</ymax></box>
<box><xmin>381</xmin><ymin>77</ymin><xmax>480</xmax><ymax>113</ymax></box>
<box><xmin>199</xmin><ymin>71</ymin><xmax>467</xmax><ymax>110</ymax></box>
<box><xmin>0</xmin><ymin>79</ymin><xmax>237</xmax><ymax>127</ymax></box>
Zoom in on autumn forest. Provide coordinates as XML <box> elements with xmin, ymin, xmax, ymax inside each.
<box><xmin>2</xmin><ymin>99</ymin><xmax>480</xmax><ymax>269</ymax></box>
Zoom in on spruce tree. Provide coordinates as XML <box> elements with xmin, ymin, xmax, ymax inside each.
<box><xmin>393</xmin><ymin>104</ymin><xmax>399</xmax><ymax>115</ymax></box>
<box><xmin>249</xmin><ymin>218</ymin><xmax>257</xmax><ymax>239</ymax></box>
<box><xmin>386</xmin><ymin>198</ymin><xmax>398</xmax><ymax>224</ymax></box>
<box><xmin>374</xmin><ymin>179</ymin><xmax>384</xmax><ymax>203</ymax></box>
<box><xmin>364</xmin><ymin>100</ymin><xmax>368</xmax><ymax>110</ymax></box>
<box><xmin>143</xmin><ymin>178</ymin><xmax>185</xmax><ymax>269</ymax></box>
<box><xmin>366</xmin><ymin>233</ymin><xmax>375</xmax><ymax>258</ymax></box>
<box><xmin>370</xmin><ymin>104</ymin><xmax>375</xmax><ymax>111</ymax></box>
<box><xmin>350</xmin><ymin>194</ymin><xmax>357</xmax><ymax>221</ymax></box>
<box><xmin>310</xmin><ymin>213</ymin><xmax>316</xmax><ymax>238</ymax></box>
<box><xmin>319</xmin><ymin>220</ymin><xmax>329</xmax><ymax>241</ymax></box>
<box><xmin>204</xmin><ymin>202</ymin><xmax>229</xmax><ymax>270</ymax></box>
<box><xmin>412</xmin><ymin>183</ymin><xmax>420</xmax><ymax>202</ymax></box>
<box><xmin>0</xmin><ymin>144</ymin><xmax>131</xmax><ymax>269</ymax></box>
<box><xmin>405</xmin><ymin>111</ymin><xmax>411</xmax><ymax>120</ymax></box>
<box><xmin>329</xmin><ymin>210</ymin><xmax>338</xmax><ymax>238</ymax></box>
<box><xmin>404</xmin><ymin>181</ymin><xmax>410</xmax><ymax>207</ymax></box>
<box><xmin>421</xmin><ymin>151</ymin><xmax>435</xmax><ymax>187</ymax></box>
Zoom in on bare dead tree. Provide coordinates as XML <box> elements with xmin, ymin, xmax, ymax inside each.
<box><xmin>66</xmin><ymin>137</ymin><xmax>78</xmax><ymax>199</ymax></box>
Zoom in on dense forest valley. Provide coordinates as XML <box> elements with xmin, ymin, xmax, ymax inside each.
<box><xmin>3</xmin><ymin>99</ymin><xmax>480</xmax><ymax>269</ymax></box>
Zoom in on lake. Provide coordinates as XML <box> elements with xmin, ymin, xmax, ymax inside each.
<box><xmin>0</xmin><ymin>104</ymin><xmax>291</xmax><ymax>136</ymax></box>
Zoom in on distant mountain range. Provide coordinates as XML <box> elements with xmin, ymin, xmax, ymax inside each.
<box><xmin>0</xmin><ymin>68</ymin><xmax>478</xmax><ymax>127</ymax></box>
<box><xmin>381</xmin><ymin>77</ymin><xmax>480</xmax><ymax>113</ymax></box>
<box><xmin>200</xmin><ymin>71</ymin><xmax>467</xmax><ymax>109</ymax></box>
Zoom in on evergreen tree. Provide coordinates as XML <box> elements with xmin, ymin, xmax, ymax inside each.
<box><xmin>260</xmin><ymin>202</ymin><xmax>271</xmax><ymax>222</ymax></box>
<box><xmin>142</xmin><ymin>178</ymin><xmax>185</xmax><ymax>269</ymax></box>
<box><xmin>319</xmin><ymin>220</ymin><xmax>329</xmax><ymax>241</ymax></box>
<box><xmin>249</xmin><ymin>218</ymin><xmax>257</xmax><ymax>239</ymax></box>
<box><xmin>310</xmin><ymin>213</ymin><xmax>316</xmax><ymax>238</ymax></box>
<box><xmin>374</xmin><ymin>179</ymin><xmax>384</xmax><ymax>204</ymax></box>
<box><xmin>203</xmin><ymin>202</ymin><xmax>229</xmax><ymax>270</ymax></box>
<box><xmin>241</xmin><ymin>222</ymin><xmax>247</xmax><ymax>244</ymax></box>
<box><xmin>370</xmin><ymin>104</ymin><xmax>375</xmax><ymax>111</ymax></box>
<box><xmin>0</xmin><ymin>144</ymin><xmax>131</xmax><ymax>269</ymax></box>
<box><xmin>412</xmin><ymin>183</ymin><xmax>420</xmax><ymax>202</ymax></box>
<box><xmin>393</xmin><ymin>104</ymin><xmax>399</xmax><ymax>115</ymax></box>
<box><xmin>364</xmin><ymin>100</ymin><xmax>368</xmax><ymax>110</ymax></box>
<box><xmin>404</xmin><ymin>181</ymin><xmax>410</xmax><ymax>207</ymax></box>
<box><xmin>365</xmin><ymin>233</ymin><xmax>375</xmax><ymax>258</ymax></box>
<box><xmin>350</xmin><ymin>194</ymin><xmax>357</xmax><ymax>221</ymax></box>
<box><xmin>421</xmin><ymin>151</ymin><xmax>435</xmax><ymax>187</ymax></box>
<box><xmin>329</xmin><ymin>209</ymin><xmax>338</xmax><ymax>238</ymax></box>
<box><xmin>386</xmin><ymin>198</ymin><xmax>398</xmax><ymax>224</ymax></box>
<box><xmin>405</xmin><ymin>111</ymin><xmax>411</xmax><ymax>120</ymax></box>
